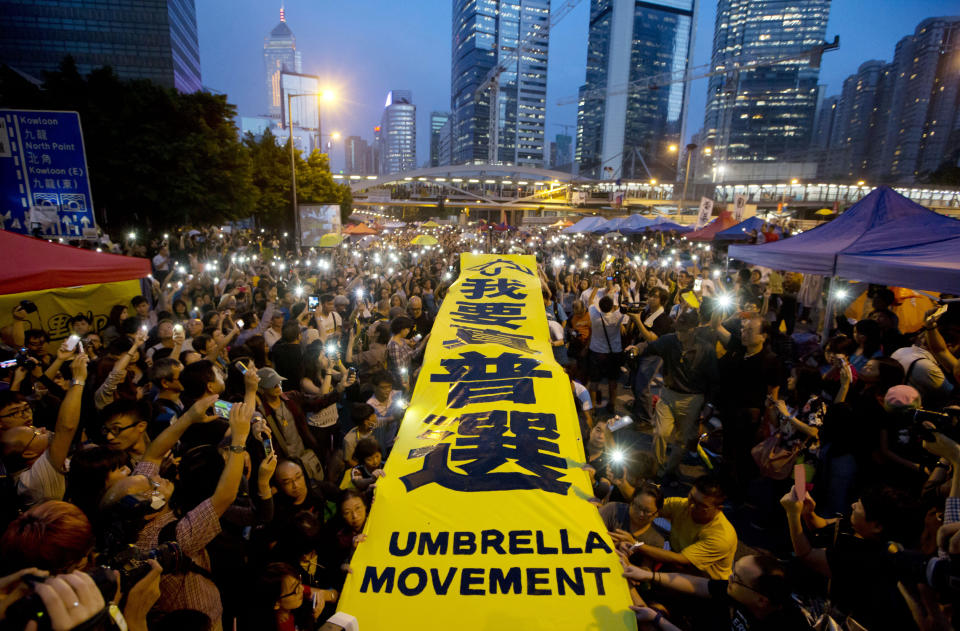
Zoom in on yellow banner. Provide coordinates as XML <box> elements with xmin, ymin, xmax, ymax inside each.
<box><xmin>337</xmin><ymin>254</ymin><xmax>635</xmax><ymax>630</ymax></box>
<box><xmin>0</xmin><ymin>279</ymin><xmax>142</xmax><ymax>351</ymax></box>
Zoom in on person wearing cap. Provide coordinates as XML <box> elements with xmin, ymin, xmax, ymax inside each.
<box><xmin>877</xmin><ymin>385</ymin><xmax>932</xmax><ymax>485</ymax></box>
<box><xmin>254</xmin><ymin>367</ymin><xmax>337</xmax><ymax>483</ymax></box>
<box><xmin>387</xmin><ymin>316</ymin><xmax>429</xmax><ymax>391</ymax></box>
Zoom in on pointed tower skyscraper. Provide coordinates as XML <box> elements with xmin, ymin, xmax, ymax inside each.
<box><xmin>263</xmin><ymin>4</ymin><xmax>302</xmax><ymax>118</ymax></box>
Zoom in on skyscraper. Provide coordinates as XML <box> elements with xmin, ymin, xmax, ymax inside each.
<box><xmin>450</xmin><ymin>0</ymin><xmax>550</xmax><ymax>167</ymax></box>
<box><xmin>812</xmin><ymin>16</ymin><xmax>959</xmax><ymax>184</ymax></box>
<box><xmin>430</xmin><ymin>112</ymin><xmax>451</xmax><ymax>167</ymax></box>
<box><xmin>0</xmin><ymin>0</ymin><xmax>201</xmax><ymax>92</ymax></box>
<box><xmin>575</xmin><ymin>0</ymin><xmax>696</xmax><ymax>180</ymax></box>
<box><xmin>345</xmin><ymin>136</ymin><xmax>376</xmax><ymax>175</ymax></box>
<box><xmin>378</xmin><ymin>90</ymin><xmax>417</xmax><ymax>175</ymax></box>
<box><xmin>264</xmin><ymin>5</ymin><xmax>302</xmax><ymax>118</ymax></box>
<box><xmin>703</xmin><ymin>0</ymin><xmax>830</xmax><ymax>173</ymax></box>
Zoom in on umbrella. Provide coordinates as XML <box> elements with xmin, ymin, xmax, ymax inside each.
<box><xmin>814</xmin><ymin>208</ymin><xmax>834</xmax><ymax>216</ymax></box>
<box><xmin>421</xmin><ymin>220</ymin><xmax>441</xmax><ymax>228</ymax></box>
<box><xmin>549</xmin><ymin>219</ymin><xmax>574</xmax><ymax>228</ymax></box>
<box><xmin>318</xmin><ymin>233</ymin><xmax>344</xmax><ymax>248</ymax></box>
<box><xmin>491</xmin><ymin>222</ymin><xmax>510</xmax><ymax>232</ymax></box>
<box><xmin>410</xmin><ymin>234</ymin><xmax>439</xmax><ymax>245</ymax></box>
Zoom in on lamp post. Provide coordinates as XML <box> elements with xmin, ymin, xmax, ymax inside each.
<box><xmin>680</xmin><ymin>143</ymin><xmax>697</xmax><ymax>218</ymax></box>
<box><xmin>286</xmin><ymin>89</ymin><xmax>335</xmax><ymax>250</ymax></box>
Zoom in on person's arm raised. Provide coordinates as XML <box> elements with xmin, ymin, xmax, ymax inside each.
<box><xmin>48</xmin><ymin>353</ymin><xmax>88</xmax><ymax>471</ymax></box>
<box><xmin>141</xmin><ymin>394</ymin><xmax>219</xmax><ymax>465</ymax></box>
<box><xmin>211</xmin><ymin>401</ymin><xmax>253</xmax><ymax>516</ymax></box>
<box><xmin>781</xmin><ymin>487</ymin><xmax>831</xmax><ymax>577</ymax></box>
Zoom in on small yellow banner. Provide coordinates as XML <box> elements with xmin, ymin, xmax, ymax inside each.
<box><xmin>0</xmin><ymin>279</ymin><xmax>142</xmax><ymax>350</ymax></box>
<box><xmin>337</xmin><ymin>254</ymin><xmax>635</xmax><ymax>630</ymax></box>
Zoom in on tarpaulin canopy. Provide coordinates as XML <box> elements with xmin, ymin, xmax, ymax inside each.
<box><xmin>728</xmin><ymin>186</ymin><xmax>960</xmax><ymax>276</ymax></box>
<box><xmin>593</xmin><ymin>217</ymin><xmax>629</xmax><ymax>234</ymax></box>
<box><xmin>644</xmin><ymin>217</ymin><xmax>693</xmax><ymax>233</ymax></box>
<box><xmin>561</xmin><ymin>216</ymin><xmax>606</xmax><ymax>233</ymax></box>
<box><xmin>715</xmin><ymin>216</ymin><xmax>766</xmax><ymax>241</ymax></box>
<box><xmin>343</xmin><ymin>222</ymin><xmax>378</xmax><ymax>235</ymax></box>
<box><xmin>837</xmin><ymin>236</ymin><xmax>960</xmax><ymax>295</ymax></box>
<box><xmin>686</xmin><ymin>211</ymin><xmax>736</xmax><ymax>241</ymax></box>
<box><xmin>0</xmin><ymin>230</ymin><xmax>151</xmax><ymax>295</ymax></box>
<box><xmin>620</xmin><ymin>214</ymin><xmax>654</xmax><ymax>234</ymax></box>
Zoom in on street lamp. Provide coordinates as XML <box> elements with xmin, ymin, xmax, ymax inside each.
<box><xmin>287</xmin><ymin>89</ymin><xmax>336</xmax><ymax>249</ymax></box>
<box><xmin>680</xmin><ymin>143</ymin><xmax>697</xmax><ymax>217</ymax></box>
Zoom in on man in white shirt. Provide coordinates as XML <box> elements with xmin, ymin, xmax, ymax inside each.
<box><xmin>892</xmin><ymin>343</ymin><xmax>955</xmax><ymax>408</ymax></box>
<box><xmin>315</xmin><ymin>294</ymin><xmax>342</xmax><ymax>340</ymax></box>
<box><xmin>152</xmin><ymin>244</ymin><xmax>171</xmax><ymax>273</ymax></box>
<box><xmin>263</xmin><ymin>311</ymin><xmax>284</xmax><ymax>348</ymax></box>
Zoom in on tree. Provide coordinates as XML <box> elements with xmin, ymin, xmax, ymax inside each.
<box><xmin>295</xmin><ymin>149</ymin><xmax>353</xmax><ymax>223</ymax></box>
<box><xmin>0</xmin><ymin>57</ymin><xmax>255</xmax><ymax>230</ymax></box>
<box><xmin>244</xmin><ymin>128</ymin><xmax>290</xmax><ymax>229</ymax></box>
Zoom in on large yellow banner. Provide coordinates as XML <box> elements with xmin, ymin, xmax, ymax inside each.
<box><xmin>0</xmin><ymin>279</ymin><xmax>142</xmax><ymax>350</ymax></box>
<box><xmin>337</xmin><ymin>254</ymin><xmax>635</xmax><ymax>630</ymax></box>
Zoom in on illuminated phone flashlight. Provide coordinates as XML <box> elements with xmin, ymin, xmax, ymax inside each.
<box><xmin>443</xmin><ymin>272</ymin><xmax>452</xmax><ymax>281</ymax></box>
<box><xmin>716</xmin><ymin>293</ymin><xmax>734</xmax><ymax>309</ymax></box>
<box><xmin>400</xmin><ymin>367</ymin><xmax>408</xmax><ymax>375</ymax></box>
<box><xmin>163</xmin><ymin>233</ymin><xmax>169</xmax><ymax>239</ymax></box>
<box><xmin>128</xmin><ymin>231</ymin><xmax>136</xmax><ymax>240</ymax></box>
<box><xmin>177</xmin><ymin>265</ymin><xmax>186</xmax><ymax>274</ymax></box>
<box><xmin>833</xmin><ymin>288</ymin><xmax>848</xmax><ymax>301</ymax></box>
<box><xmin>214</xmin><ymin>277</ymin><xmax>220</xmax><ymax>284</ymax></box>
<box><xmin>394</xmin><ymin>397</ymin><xmax>407</xmax><ymax>409</ymax></box>
<box><xmin>609</xmin><ymin>448</ymin><xmax>626</xmax><ymax>466</ymax></box>
<box><xmin>712</xmin><ymin>269</ymin><xmax>721</xmax><ymax>279</ymax></box>
<box><xmin>294</xmin><ymin>286</ymin><xmax>304</xmax><ymax>297</ymax></box>
<box><xmin>236</xmin><ymin>319</ymin><xmax>244</xmax><ymax>328</ymax></box>
<box><xmin>355</xmin><ymin>288</ymin><xmax>364</xmax><ymax>300</ymax></box>
<box><xmin>326</xmin><ymin>343</ymin><xmax>337</xmax><ymax>355</ymax></box>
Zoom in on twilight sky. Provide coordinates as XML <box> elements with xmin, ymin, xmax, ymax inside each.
<box><xmin>196</xmin><ymin>0</ymin><xmax>947</xmax><ymax>172</ymax></box>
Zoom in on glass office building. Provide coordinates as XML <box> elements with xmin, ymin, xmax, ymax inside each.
<box><xmin>576</xmin><ymin>0</ymin><xmax>695</xmax><ymax>179</ymax></box>
<box><xmin>0</xmin><ymin>0</ymin><xmax>201</xmax><ymax>93</ymax></box>
<box><xmin>703</xmin><ymin>0</ymin><xmax>830</xmax><ymax>172</ymax></box>
<box><xmin>451</xmin><ymin>0</ymin><xmax>550</xmax><ymax>167</ymax></box>
<box><xmin>379</xmin><ymin>90</ymin><xmax>417</xmax><ymax>175</ymax></box>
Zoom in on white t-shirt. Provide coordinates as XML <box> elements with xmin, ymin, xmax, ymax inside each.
<box><xmin>580</xmin><ymin>286</ymin><xmax>620</xmax><ymax>309</ymax></box>
<box><xmin>588</xmin><ymin>305</ymin><xmax>628</xmax><ymax>353</ymax></box>
<box><xmin>547</xmin><ymin>319</ymin><xmax>565</xmax><ymax>343</ymax></box>
<box><xmin>16</xmin><ymin>450</ymin><xmax>66</xmax><ymax>508</ymax></box>
<box><xmin>572</xmin><ymin>380</ymin><xmax>593</xmax><ymax>411</ymax></box>
<box><xmin>152</xmin><ymin>253</ymin><xmax>170</xmax><ymax>271</ymax></box>
<box><xmin>317</xmin><ymin>311</ymin><xmax>342</xmax><ymax>339</ymax></box>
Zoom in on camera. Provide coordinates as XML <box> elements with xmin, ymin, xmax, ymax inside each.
<box><xmin>887</xmin><ymin>544</ymin><xmax>960</xmax><ymax>593</ymax></box>
<box><xmin>912</xmin><ymin>407</ymin><xmax>960</xmax><ymax>442</ymax></box>
<box><xmin>102</xmin><ymin>541</ymin><xmax>187</xmax><ymax>591</ymax></box>
<box><xmin>620</xmin><ymin>301</ymin><xmax>647</xmax><ymax>315</ymax></box>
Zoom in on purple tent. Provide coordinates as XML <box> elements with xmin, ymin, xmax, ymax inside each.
<box><xmin>837</xmin><ymin>236</ymin><xmax>960</xmax><ymax>294</ymax></box>
<box><xmin>728</xmin><ymin>187</ymin><xmax>960</xmax><ymax>277</ymax></box>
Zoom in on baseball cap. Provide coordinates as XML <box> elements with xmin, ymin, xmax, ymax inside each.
<box><xmin>257</xmin><ymin>367</ymin><xmax>286</xmax><ymax>390</ymax></box>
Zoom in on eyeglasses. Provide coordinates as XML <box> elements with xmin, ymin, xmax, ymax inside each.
<box><xmin>100</xmin><ymin>421</ymin><xmax>139</xmax><ymax>437</ymax></box>
<box><xmin>23</xmin><ymin>429</ymin><xmax>43</xmax><ymax>452</ymax></box>
<box><xmin>0</xmin><ymin>404</ymin><xmax>32</xmax><ymax>419</ymax></box>
<box><xmin>730</xmin><ymin>570</ymin><xmax>765</xmax><ymax>596</ymax></box>
<box><xmin>278</xmin><ymin>580</ymin><xmax>302</xmax><ymax>600</ymax></box>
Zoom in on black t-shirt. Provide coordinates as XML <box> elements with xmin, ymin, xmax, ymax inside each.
<box><xmin>718</xmin><ymin>342</ymin><xmax>782</xmax><ymax>411</ymax></box>
<box><xmin>706</xmin><ymin>580</ymin><xmax>810</xmax><ymax>631</ymax></box>
<box><xmin>825</xmin><ymin>532</ymin><xmax>915</xmax><ymax>630</ymax></box>
<box><xmin>646</xmin><ymin>328</ymin><xmax>718</xmax><ymax>395</ymax></box>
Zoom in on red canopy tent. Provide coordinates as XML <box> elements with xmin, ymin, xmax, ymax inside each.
<box><xmin>0</xmin><ymin>230</ymin><xmax>151</xmax><ymax>295</ymax></box>
<box><xmin>343</xmin><ymin>223</ymin><xmax>379</xmax><ymax>236</ymax></box>
<box><xmin>686</xmin><ymin>210</ymin><xmax>736</xmax><ymax>242</ymax></box>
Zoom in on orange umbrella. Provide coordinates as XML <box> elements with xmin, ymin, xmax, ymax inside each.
<box><xmin>343</xmin><ymin>223</ymin><xmax>378</xmax><ymax>235</ymax></box>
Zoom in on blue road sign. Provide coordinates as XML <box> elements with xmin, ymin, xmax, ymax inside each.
<box><xmin>0</xmin><ymin>109</ymin><xmax>96</xmax><ymax>237</ymax></box>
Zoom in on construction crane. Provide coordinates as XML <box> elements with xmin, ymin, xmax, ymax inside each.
<box><xmin>474</xmin><ymin>0</ymin><xmax>584</xmax><ymax>164</ymax></box>
<box><xmin>556</xmin><ymin>36</ymin><xmax>839</xmax><ymax>106</ymax></box>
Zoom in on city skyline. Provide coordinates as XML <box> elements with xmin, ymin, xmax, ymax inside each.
<box><xmin>197</xmin><ymin>0</ymin><xmax>946</xmax><ymax>173</ymax></box>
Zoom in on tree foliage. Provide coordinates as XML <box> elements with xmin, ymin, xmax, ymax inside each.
<box><xmin>0</xmin><ymin>57</ymin><xmax>352</xmax><ymax>231</ymax></box>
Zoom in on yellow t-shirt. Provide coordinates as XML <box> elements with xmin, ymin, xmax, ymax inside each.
<box><xmin>660</xmin><ymin>497</ymin><xmax>737</xmax><ymax>579</ymax></box>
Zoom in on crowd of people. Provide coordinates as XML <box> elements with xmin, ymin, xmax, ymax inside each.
<box><xmin>0</xmin><ymin>222</ymin><xmax>958</xmax><ymax>631</ymax></box>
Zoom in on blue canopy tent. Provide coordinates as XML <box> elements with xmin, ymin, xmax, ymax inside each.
<box><xmin>728</xmin><ymin>186</ymin><xmax>960</xmax><ymax>277</ymax></box>
<box><xmin>837</xmin><ymin>236</ymin><xmax>960</xmax><ymax>295</ymax></box>
<box><xmin>644</xmin><ymin>217</ymin><xmax>693</xmax><ymax>233</ymax></box>
<box><xmin>715</xmin><ymin>216</ymin><xmax>766</xmax><ymax>241</ymax></box>
<box><xmin>594</xmin><ymin>217</ymin><xmax>630</xmax><ymax>234</ymax></box>
<box><xmin>562</xmin><ymin>216</ymin><xmax>607</xmax><ymax>234</ymax></box>
<box><xmin>620</xmin><ymin>214</ymin><xmax>655</xmax><ymax>234</ymax></box>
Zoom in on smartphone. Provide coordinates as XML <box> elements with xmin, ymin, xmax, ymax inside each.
<box><xmin>262</xmin><ymin>436</ymin><xmax>273</xmax><ymax>457</ymax></box>
<box><xmin>213</xmin><ymin>400</ymin><xmax>233</xmax><ymax>419</ymax></box>
<box><xmin>694</xmin><ymin>278</ymin><xmax>703</xmax><ymax>292</ymax></box>
<box><xmin>173</xmin><ymin>323</ymin><xmax>184</xmax><ymax>334</ymax></box>
<box><xmin>236</xmin><ymin>319</ymin><xmax>245</xmax><ymax>328</ymax></box>
<box><xmin>0</xmin><ymin>359</ymin><xmax>17</xmax><ymax>369</ymax></box>
<box><xmin>64</xmin><ymin>334</ymin><xmax>81</xmax><ymax>352</ymax></box>
<box><xmin>308</xmin><ymin>296</ymin><xmax>320</xmax><ymax>310</ymax></box>
<box><xmin>607</xmin><ymin>415</ymin><xmax>634</xmax><ymax>432</ymax></box>
<box><xmin>140</xmin><ymin>324</ymin><xmax>148</xmax><ymax>333</ymax></box>
<box><xmin>234</xmin><ymin>361</ymin><xmax>248</xmax><ymax>375</ymax></box>
<box><xmin>606</xmin><ymin>276</ymin><xmax>614</xmax><ymax>281</ymax></box>
<box><xmin>794</xmin><ymin>464</ymin><xmax>807</xmax><ymax>503</ymax></box>
<box><xmin>412</xmin><ymin>333</ymin><xmax>423</xmax><ymax>343</ymax></box>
